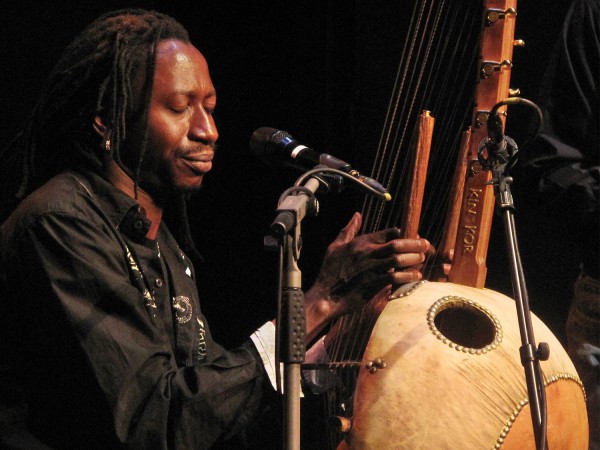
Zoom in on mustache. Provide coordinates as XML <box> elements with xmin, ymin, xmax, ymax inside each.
<box><xmin>178</xmin><ymin>143</ymin><xmax>217</xmax><ymax>156</ymax></box>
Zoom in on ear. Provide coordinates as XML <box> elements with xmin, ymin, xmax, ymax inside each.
<box><xmin>93</xmin><ymin>116</ymin><xmax>107</xmax><ymax>138</ymax></box>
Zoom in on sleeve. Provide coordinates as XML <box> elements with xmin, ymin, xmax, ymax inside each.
<box><xmin>7</xmin><ymin>211</ymin><xmax>272</xmax><ymax>450</ymax></box>
<box><xmin>250</xmin><ymin>321</ymin><xmax>279</xmax><ymax>390</ymax></box>
<box><xmin>251</xmin><ymin>320</ymin><xmax>324</xmax><ymax>396</ymax></box>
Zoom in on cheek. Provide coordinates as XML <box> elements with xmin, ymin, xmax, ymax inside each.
<box><xmin>148</xmin><ymin>112</ymin><xmax>187</xmax><ymax>147</ymax></box>
<box><xmin>145</xmin><ymin>117</ymin><xmax>187</xmax><ymax>163</ymax></box>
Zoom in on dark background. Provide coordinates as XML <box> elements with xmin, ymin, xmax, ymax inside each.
<box><xmin>0</xmin><ymin>0</ymin><xmax>579</xmax><ymax>446</ymax></box>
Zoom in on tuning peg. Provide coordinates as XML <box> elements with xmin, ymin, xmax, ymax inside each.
<box><xmin>486</xmin><ymin>7</ymin><xmax>517</xmax><ymax>25</ymax></box>
<box><xmin>329</xmin><ymin>416</ymin><xmax>352</xmax><ymax>433</ymax></box>
<box><xmin>513</xmin><ymin>39</ymin><xmax>525</xmax><ymax>47</ymax></box>
<box><xmin>480</xmin><ymin>60</ymin><xmax>513</xmax><ymax>78</ymax></box>
<box><xmin>508</xmin><ymin>88</ymin><xmax>521</xmax><ymax>97</ymax></box>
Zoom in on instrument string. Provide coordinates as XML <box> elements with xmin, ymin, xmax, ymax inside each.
<box><xmin>362</xmin><ymin>0</ymin><xmax>428</xmax><ymax>234</ymax></box>
<box><xmin>384</xmin><ymin>0</ymin><xmax>446</xmax><ymax>232</ymax></box>
<box><xmin>331</xmin><ymin>0</ymin><xmax>445</xmax><ymax>372</ymax></box>
<box><xmin>323</xmin><ymin>2</ymin><xmax>484</xmax><ymax>447</ymax></box>
<box><xmin>415</xmin><ymin>2</ymin><xmax>481</xmax><ymax>267</ymax></box>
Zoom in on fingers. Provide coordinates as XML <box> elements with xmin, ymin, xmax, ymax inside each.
<box><xmin>443</xmin><ymin>263</ymin><xmax>451</xmax><ymax>276</ymax></box>
<box><xmin>333</xmin><ymin>212</ymin><xmax>362</xmax><ymax>246</ymax></box>
<box><xmin>384</xmin><ymin>237</ymin><xmax>431</xmax><ymax>255</ymax></box>
<box><xmin>323</xmin><ymin>224</ymin><xmax>431</xmax><ymax>295</ymax></box>
<box><xmin>368</xmin><ymin>237</ymin><xmax>430</xmax><ymax>260</ymax></box>
<box><xmin>342</xmin><ymin>238</ymin><xmax>429</xmax><ymax>281</ymax></box>
<box><xmin>356</xmin><ymin>268</ymin><xmax>423</xmax><ymax>292</ymax></box>
<box><xmin>361</xmin><ymin>250</ymin><xmax>424</xmax><ymax>276</ymax></box>
<box><xmin>390</xmin><ymin>249</ymin><xmax>426</xmax><ymax>269</ymax></box>
<box><xmin>390</xmin><ymin>268</ymin><xmax>423</xmax><ymax>284</ymax></box>
<box><xmin>360</xmin><ymin>226</ymin><xmax>402</xmax><ymax>244</ymax></box>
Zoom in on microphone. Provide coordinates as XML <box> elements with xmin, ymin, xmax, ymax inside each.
<box><xmin>250</xmin><ymin>127</ymin><xmax>391</xmax><ymax>200</ymax></box>
<box><xmin>486</xmin><ymin>111</ymin><xmax>507</xmax><ymax>153</ymax></box>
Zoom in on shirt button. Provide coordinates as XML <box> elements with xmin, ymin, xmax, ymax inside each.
<box><xmin>134</xmin><ymin>219</ymin><xmax>144</xmax><ymax>230</ymax></box>
<box><xmin>154</xmin><ymin>278</ymin><xmax>164</xmax><ymax>288</ymax></box>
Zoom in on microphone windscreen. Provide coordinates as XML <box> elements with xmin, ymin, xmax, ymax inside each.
<box><xmin>249</xmin><ymin>127</ymin><xmax>298</xmax><ymax>168</ymax></box>
<box><xmin>249</xmin><ymin>127</ymin><xmax>277</xmax><ymax>155</ymax></box>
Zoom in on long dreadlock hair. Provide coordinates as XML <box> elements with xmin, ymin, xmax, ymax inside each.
<box><xmin>0</xmin><ymin>9</ymin><xmax>200</xmax><ymax>257</ymax></box>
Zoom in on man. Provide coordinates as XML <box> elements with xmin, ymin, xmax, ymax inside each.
<box><xmin>0</xmin><ymin>9</ymin><xmax>429</xmax><ymax>449</ymax></box>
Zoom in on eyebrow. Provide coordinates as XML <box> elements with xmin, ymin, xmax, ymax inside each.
<box><xmin>170</xmin><ymin>89</ymin><xmax>217</xmax><ymax>99</ymax></box>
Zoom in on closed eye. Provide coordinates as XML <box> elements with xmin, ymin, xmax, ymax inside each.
<box><xmin>169</xmin><ymin>106</ymin><xmax>188</xmax><ymax>114</ymax></box>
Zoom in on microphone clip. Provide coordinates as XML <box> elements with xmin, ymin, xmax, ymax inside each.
<box><xmin>269</xmin><ymin>184</ymin><xmax>320</xmax><ymax>239</ymax></box>
<box><xmin>477</xmin><ymin>134</ymin><xmax>518</xmax><ymax>172</ymax></box>
<box><xmin>310</xmin><ymin>165</ymin><xmax>345</xmax><ymax>195</ymax></box>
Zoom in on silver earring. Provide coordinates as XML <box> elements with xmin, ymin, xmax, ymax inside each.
<box><xmin>104</xmin><ymin>130</ymin><xmax>112</xmax><ymax>153</ymax></box>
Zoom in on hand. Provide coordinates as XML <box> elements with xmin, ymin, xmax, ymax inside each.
<box><xmin>303</xmin><ymin>212</ymin><xmax>431</xmax><ymax>339</ymax></box>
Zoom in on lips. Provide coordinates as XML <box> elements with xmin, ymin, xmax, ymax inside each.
<box><xmin>180</xmin><ymin>151</ymin><xmax>213</xmax><ymax>174</ymax></box>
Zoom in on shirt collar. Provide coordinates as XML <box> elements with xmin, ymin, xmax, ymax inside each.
<box><xmin>73</xmin><ymin>168</ymin><xmax>152</xmax><ymax>242</ymax></box>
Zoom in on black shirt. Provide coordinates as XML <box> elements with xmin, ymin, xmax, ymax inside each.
<box><xmin>0</xmin><ymin>169</ymin><xmax>271</xmax><ymax>449</ymax></box>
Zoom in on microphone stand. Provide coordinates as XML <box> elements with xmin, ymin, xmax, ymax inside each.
<box><xmin>478</xmin><ymin>130</ymin><xmax>549</xmax><ymax>450</ymax></box>
<box><xmin>269</xmin><ymin>177</ymin><xmax>320</xmax><ymax>450</ymax></box>
<box><xmin>266</xmin><ymin>167</ymin><xmax>390</xmax><ymax>450</ymax></box>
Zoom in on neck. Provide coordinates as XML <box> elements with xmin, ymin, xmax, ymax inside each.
<box><xmin>106</xmin><ymin>160</ymin><xmax>163</xmax><ymax>240</ymax></box>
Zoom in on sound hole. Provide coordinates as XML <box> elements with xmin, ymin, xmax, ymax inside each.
<box><xmin>434</xmin><ymin>302</ymin><xmax>496</xmax><ymax>349</ymax></box>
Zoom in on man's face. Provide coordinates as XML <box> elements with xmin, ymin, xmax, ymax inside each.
<box><xmin>129</xmin><ymin>39</ymin><xmax>218</xmax><ymax>198</ymax></box>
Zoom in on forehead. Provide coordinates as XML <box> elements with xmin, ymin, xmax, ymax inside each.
<box><xmin>152</xmin><ymin>39</ymin><xmax>215</xmax><ymax>95</ymax></box>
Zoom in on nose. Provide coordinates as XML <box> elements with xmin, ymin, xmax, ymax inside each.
<box><xmin>189</xmin><ymin>107</ymin><xmax>219</xmax><ymax>144</ymax></box>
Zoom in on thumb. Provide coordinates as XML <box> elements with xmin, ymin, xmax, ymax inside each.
<box><xmin>334</xmin><ymin>212</ymin><xmax>362</xmax><ymax>245</ymax></box>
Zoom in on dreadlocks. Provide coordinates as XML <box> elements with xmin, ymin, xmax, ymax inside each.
<box><xmin>0</xmin><ymin>9</ymin><xmax>200</xmax><ymax>257</ymax></box>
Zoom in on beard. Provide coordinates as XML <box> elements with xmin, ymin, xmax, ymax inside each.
<box><xmin>120</xmin><ymin>142</ymin><xmax>216</xmax><ymax>204</ymax></box>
